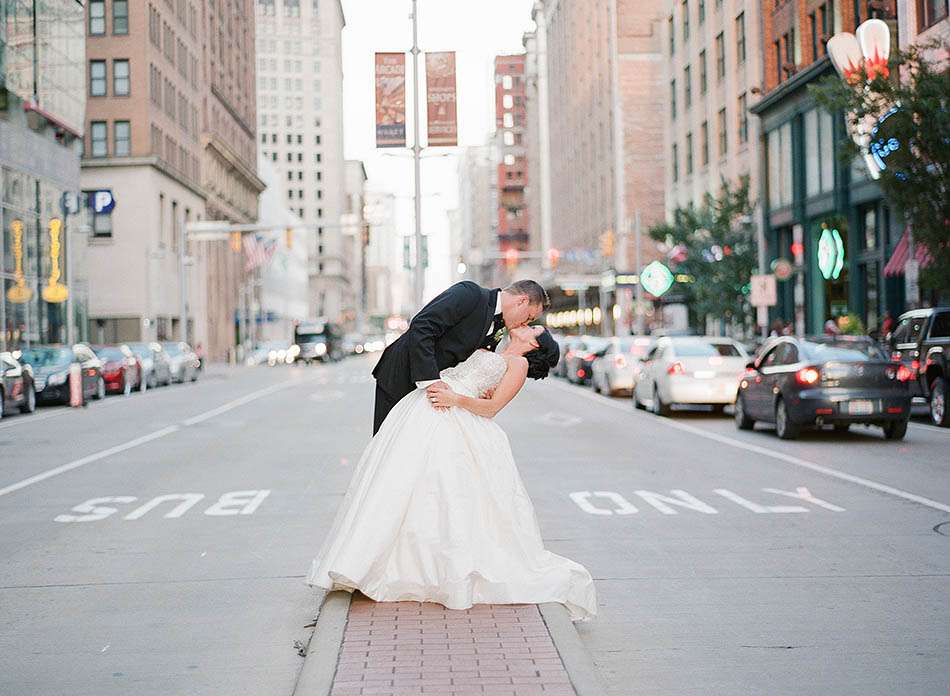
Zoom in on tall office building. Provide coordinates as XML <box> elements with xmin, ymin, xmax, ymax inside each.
<box><xmin>254</xmin><ymin>0</ymin><xmax>347</xmax><ymax>323</ymax></box>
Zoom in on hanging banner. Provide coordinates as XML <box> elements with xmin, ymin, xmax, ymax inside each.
<box><xmin>6</xmin><ymin>219</ymin><xmax>33</xmax><ymax>304</ymax></box>
<box><xmin>375</xmin><ymin>53</ymin><xmax>406</xmax><ymax>148</ymax></box>
<box><xmin>425</xmin><ymin>51</ymin><xmax>458</xmax><ymax>147</ymax></box>
<box><xmin>42</xmin><ymin>218</ymin><xmax>68</xmax><ymax>303</ymax></box>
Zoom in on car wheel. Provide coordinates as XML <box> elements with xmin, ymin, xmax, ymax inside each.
<box><xmin>834</xmin><ymin>423</ymin><xmax>850</xmax><ymax>433</ymax></box>
<box><xmin>652</xmin><ymin>387</ymin><xmax>671</xmax><ymax>417</ymax></box>
<box><xmin>883</xmin><ymin>418</ymin><xmax>908</xmax><ymax>441</ymax></box>
<box><xmin>775</xmin><ymin>398</ymin><xmax>800</xmax><ymax>440</ymax></box>
<box><xmin>734</xmin><ymin>394</ymin><xmax>754</xmax><ymax>430</ymax></box>
<box><xmin>930</xmin><ymin>377</ymin><xmax>948</xmax><ymax>427</ymax></box>
<box><xmin>20</xmin><ymin>384</ymin><xmax>36</xmax><ymax>414</ymax></box>
<box><xmin>95</xmin><ymin>376</ymin><xmax>106</xmax><ymax>400</ymax></box>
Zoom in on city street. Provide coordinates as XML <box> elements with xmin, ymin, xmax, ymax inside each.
<box><xmin>1</xmin><ymin>356</ymin><xmax>947</xmax><ymax>695</ymax></box>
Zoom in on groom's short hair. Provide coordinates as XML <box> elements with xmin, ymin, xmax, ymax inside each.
<box><xmin>505</xmin><ymin>280</ymin><xmax>550</xmax><ymax>309</ymax></box>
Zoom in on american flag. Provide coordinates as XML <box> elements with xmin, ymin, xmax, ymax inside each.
<box><xmin>243</xmin><ymin>234</ymin><xmax>278</xmax><ymax>272</ymax></box>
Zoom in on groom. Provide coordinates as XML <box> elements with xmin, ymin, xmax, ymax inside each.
<box><xmin>371</xmin><ymin>279</ymin><xmax>549</xmax><ymax>434</ymax></box>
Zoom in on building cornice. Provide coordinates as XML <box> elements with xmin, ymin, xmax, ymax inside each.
<box><xmin>202</xmin><ymin>134</ymin><xmax>266</xmax><ymax>193</ymax></box>
<box><xmin>210</xmin><ymin>84</ymin><xmax>255</xmax><ymax>140</ymax></box>
<box><xmin>750</xmin><ymin>56</ymin><xmax>833</xmax><ymax>116</ymax></box>
<box><xmin>80</xmin><ymin>155</ymin><xmax>208</xmax><ymax>199</ymax></box>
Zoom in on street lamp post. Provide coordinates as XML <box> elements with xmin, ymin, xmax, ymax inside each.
<box><xmin>410</xmin><ymin>0</ymin><xmax>424</xmax><ymax>310</ymax></box>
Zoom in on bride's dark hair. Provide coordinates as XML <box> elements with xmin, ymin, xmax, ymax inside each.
<box><xmin>524</xmin><ymin>328</ymin><xmax>559</xmax><ymax>380</ymax></box>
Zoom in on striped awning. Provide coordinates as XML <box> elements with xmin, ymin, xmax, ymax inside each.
<box><xmin>883</xmin><ymin>227</ymin><xmax>933</xmax><ymax>277</ymax></box>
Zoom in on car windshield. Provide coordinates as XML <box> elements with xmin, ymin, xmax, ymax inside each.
<box><xmin>671</xmin><ymin>340</ymin><xmax>742</xmax><ymax>357</ymax></box>
<box><xmin>95</xmin><ymin>347</ymin><xmax>126</xmax><ymax>361</ymax></box>
<box><xmin>19</xmin><ymin>347</ymin><xmax>72</xmax><ymax>367</ymax></box>
<box><xmin>163</xmin><ymin>343</ymin><xmax>182</xmax><ymax>356</ymax></box>
<box><xmin>890</xmin><ymin>315</ymin><xmax>926</xmax><ymax>344</ymax></box>
<box><xmin>621</xmin><ymin>337</ymin><xmax>653</xmax><ymax>357</ymax></box>
<box><xmin>126</xmin><ymin>344</ymin><xmax>151</xmax><ymax>358</ymax></box>
<box><xmin>804</xmin><ymin>340</ymin><xmax>887</xmax><ymax>362</ymax></box>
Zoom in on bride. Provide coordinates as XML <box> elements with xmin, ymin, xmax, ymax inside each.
<box><xmin>306</xmin><ymin>325</ymin><xmax>597</xmax><ymax>622</ymax></box>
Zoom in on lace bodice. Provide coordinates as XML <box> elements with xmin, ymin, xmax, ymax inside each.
<box><xmin>439</xmin><ymin>350</ymin><xmax>509</xmax><ymax>398</ymax></box>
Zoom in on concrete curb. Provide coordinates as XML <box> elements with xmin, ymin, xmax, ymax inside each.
<box><xmin>538</xmin><ymin>603</ymin><xmax>609</xmax><ymax>696</ymax></box>
<box><xmin>293</xmin><ymin>590</ymin><xmax>352</xmax><ymax>696</ymax></box>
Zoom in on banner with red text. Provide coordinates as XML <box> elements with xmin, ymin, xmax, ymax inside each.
<box><xmin>425</xmin><ymin>52</ymin><xmax>458</xmax><ymax>147</ymax></box>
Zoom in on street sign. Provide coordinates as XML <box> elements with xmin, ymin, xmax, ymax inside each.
<box><xmin>87</xmin><ymin>189</ymin><xmax>115</xmax><ymax>214</ymax></box>
<box><xmin>771</xmin><ymin>257</ymin><xmax>793</xmax><ymax>281</ymax></box>
<box><xmin>60</xmin><ymin>191</ymin><xmax>80</xmax><ymax>215</ymax></box>
<box><xmin>750</xmin><ymin>274</ymin><xmax>777</xmax><ymax>307</ymax></box>
<box><xmin>640</xmin><ymin>261</ymin><xmax>675</xmax><ymax>297</ymax></box>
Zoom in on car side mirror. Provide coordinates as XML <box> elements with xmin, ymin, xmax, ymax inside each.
<box><xmin>745</xmin><ymin>360</ymin><xmax>756</xmax><ymax>370</ymax></box>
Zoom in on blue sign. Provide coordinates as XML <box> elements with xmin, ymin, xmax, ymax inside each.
<box><xmin>87</xmin><ymin>189</ymin><xmax>115</xmax><ymax>214</ymax></box>
<box><xmin>869</xmin><ymin>107</ymin><xmax>900</xmax><ymax>174</ymax></box>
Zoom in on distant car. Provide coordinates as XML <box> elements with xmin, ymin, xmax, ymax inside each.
<box><xmin>634</xmin><ymin>336</ymin><xmax>749</xmax><ymax>414</ymax></box>
<box><xmin>293</xmin><ymin>320</ymin><xmax>345</xmax><ymax>363</ymax></box>
<box><xmin>126</xmin><ymin>342</ymin><xmax>172</xmax><ymax>388</ymax></box>
<box><xmin>735</xmin><ymin>335</ymin><xmax>912</xmax><ymax>440</ymax></box>
<box><xmin>0</xmin><ymin>351</ymin><xmax>36</xmax><ymax>418</ymax></box>
<box><xmin>361</xmin><ymin>335</ymin><xmax>387</xmax><ymax>353</ymax></box>
<box><xmin>565</xmin><ymin>336</ymin><xmax>611</xmax><ymax>385</ymax></box>
<box><xmin>19</xmin><ymin>344</ymin><xmax>105</xmax><ymax>404</ymax></box>
<box><xmin>161</xmin><ymin>341</ymin><xmax>200</xmax><ymax>383</ymax></box>
<box><xmin>551</xmin><ymin>335</ymin><xmax>578</xmax><ymax>379</ymax></box>
<box><xmin>343</xmin><ymin>333</ymin><xmax>366</xmax><ymax>355</ymax></box>
<box><xmin>888</xmin><ymin>307</ymin><xmax>950</xmax><ymax>427</ymax></box>
<box><xmin>92</xmin><ymin>344</ymin><xmax>141</xmax><ymax>395</ymax></box>
<box><xmin>590</xmin><ymin>336</ymin><xmax>655</xmax><ymax>396</ymax></box>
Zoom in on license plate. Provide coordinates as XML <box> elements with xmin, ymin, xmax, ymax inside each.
<box><xmin>847</xmin><ymin>400</ymin><xmax>874</xmax><ymax>415</ymax></box>
<box><xmin>694</xmin><ymin>370</ymin><xmax>715</xmax><ymax>379</ymax></box>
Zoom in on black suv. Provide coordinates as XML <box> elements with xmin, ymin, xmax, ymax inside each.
<box><xmin>888</xmin><ymin>307</ymin><xmax>950</xmax><ymax>427</ymax></box>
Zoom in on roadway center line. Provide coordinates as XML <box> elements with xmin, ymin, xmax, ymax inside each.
<box><xmin>546</xmin><ymin>380</ymin><xmax>950</xmax><ymax>514</ymax></box>
<box><xmin>0</xmin><ymin>376</ymin><xmax>317</xmax><ymax>499</ymax></box>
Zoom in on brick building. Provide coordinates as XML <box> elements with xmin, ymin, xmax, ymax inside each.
<box><xmin>494</xmin><ymin>55</ymin><xmax>529</xmax><ymax>269</ymax></box>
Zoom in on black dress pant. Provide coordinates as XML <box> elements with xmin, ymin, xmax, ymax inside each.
<box><xmin>373</xmin><ymin>383</ymin><xmax>401</xmax><ymax>435</ymax></box>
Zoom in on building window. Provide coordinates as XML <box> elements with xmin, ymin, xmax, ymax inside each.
<box><xmin>717</xmin><ymin>108</ymin><xmax>727</xmax><ymax>157</ymax></box>
<box><xmin>699</xmin><ymin>50</ymin><xmax>707</xmax><ymax>94</ymax></box>
<box><xmin>90</xmin><ymin>60</ymin><xmax>107</xmax><ymax>96</ymax></box>
<box><xmin>683</xmin><ymin>65</ymin><xmax>691</xmax><ymax>107</ymax></box>
<box><xmin>682</xmin><ymin>0</ymin><xmax>689</xmax><ymax>41</ymax></box>
<box><xmin>113</xmin><ymin>59</ymin><xmax>130</xmax><ymax>96</ymax></box>
<box><xmin>114</xmin><ymin>121</ymin><xmax>131</xmax><ymax>156</ymax></box>
<box><xmin>113</xmin><ymin>0</ymin><xmax>129</xmax><ymax>35</ymax></box>
<box><xmin>810</xmin><ymin>12</ymin><xmax>819</xmax><ymax>61</ymax></box>
<box><xmin>804</xmin><ymin>108</ymin><xmax>835</xmax><ymax>197</ymax></box>
<box><xmin>699</xmin><ymin>0</ymin><xmax>705</xmax><ymax>23</ymax></box>
<box><xmin>670</xmin><ymin>79</ymin><xmax>677</xmax><ymax>119</ymax></box>
<box><xmin>84</xmin><ymin>190</ymin><xmax>114</xmax><ymax>237</ymax></box>
<box><xmin>90</xmin><ymin>121</ymin><xmax>108</xmax><ymax>157</ymax></box>
<box><xmin>767</xmin><ymin>122</ymin><xmax>793</xmax><ymax>209</ymax></box>
<box><xmin>672</xmin><ymin>143</ymin><xmax>679</xmax><ymax>182</ymax></box>
<box><xmin>737</xmin><ymin>93</ymin><xmax>748</xmax><ymax>144</ymax></box>
<box><xmin>715</xmin><ymin>33</ymin><xmax>725</xmax><ymax>81</ymax></box>
<box><xmin>774</xmin><ymin>40</ymin><xmax>783</xmax><ymax>83</ymax></box>
<box><xmin>735</xmin><ymin>12</ymin><xmax>746</xmax><ymax>64</ymax></box>
<box><xmin>918</xmin><ymin>0</ymin><xmax>948</xmax><ymax>31</ymax></box>
<box><xmin>701</xmin><ymin>121</ymin><xmax>709</xmax><ymax>166</ymax></box>
<box><xmin>89</xmin><ymin>0</ymin><xmax>105</xmax><ymax>35</ymax></box>
<box><xmin>685</xmin><ymin>132</ymin><xmax>693</xmax><ymax>175</ymax></box>
<box><xmin>668</xmin><ymin>15</ymin><xmax>675</xmax><ymax>55</ymax></box>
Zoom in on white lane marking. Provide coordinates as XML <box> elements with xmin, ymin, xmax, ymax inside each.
<box><xmin>635</xmin><ymin>489</ymin><xmax>719</xmax><ymax>515</ymax></box>
<box><xmin>204</xmin><ymin>489</ymin><xmax>270</xmax><ymax>516</ymax></box>
<box><xmin>714</xmin><ymin>489</ymin><xmax>809</xmax><ymax>513</ymax></box>
<box><xmin>101</xmin><ymin>645</ymin><xmax>110</xmax><ymax>653</ymax></box>
<box><xmin>763</xmin><ymin>486</ymin><xmax>846</xmax><ymax>512</ymax></box>
<box><xmin>53</xmin><ymin>490</ymin><xmax>271</xmax><ymax>522</ymax></box>
<box><xmin>547</xmin><ymin>380</ymin><xmax>950</xmax><ymax>514</ymax></box>
<box><xmin>1</xmin><ymin>376</ymin><xmax>314</xmax><ymax>498</ymax></box>
<box><xmin>535</xmin><ymin>411</ymin><xmax>583</xmax><ymax>427</ymax></box>
<box><xmin>309</xmin><ymin>390</ymin><xmax>345</xmax><ymax>402</ymax></box>
<box><xmin>124</xmin><ymin>493</ymin><xmax>205</xmax><ymax>520</ymax></box>
<box><xmin>0</xmin><ymin>427</ymin><xmax>179</xmax><ymax>499</ymax></box>
<box><xmin>0</xmin><ymin>408</ymin><xmax>68</xmax><ymax>431</ymax></box>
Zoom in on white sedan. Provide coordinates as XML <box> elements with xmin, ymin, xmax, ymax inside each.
<box><xmin>633</xmin><ymin>336</ymin><xmax>749</xmax><ymax>415</ymax></box>
<box><xmin>590</xmin><ymin>336</ymin><xmax>655</xmax><ymax>396</ymax></box>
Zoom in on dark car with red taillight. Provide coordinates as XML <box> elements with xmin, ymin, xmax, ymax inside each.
<box><xmin>735</xmin><ymin>335</ymin><xmax>912</xmax><ymax>440</ymax></box>
<box><xmin>92</xmin><ymin>344</ymin><xmax>141</xmax><ymax>396</ymax></box>
<box><xmin>887</xmin><ymin>307</ymin><xmax>949</xmax><ymax>427</ymax></box>
<box><xmin>565</xmin><ymin>337</ymin><xmax>610</xmax><ymax>385</ymax></box>
<box><xmin>18</xmin><ymin>344</ymin><xmax>104</xmax><ymax>404</ymax></box>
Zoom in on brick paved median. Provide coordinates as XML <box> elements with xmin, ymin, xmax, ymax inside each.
<box><xmin>329</xmin><ymin>592</ymin><xmax>577</xmax><ymax>695</ymax></box>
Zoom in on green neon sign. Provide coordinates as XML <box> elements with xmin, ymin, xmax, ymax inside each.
<box><xmin>817</xmin><ymin>226</ymin><xmax>845</xmax><ymax>280</ymax></box>
<box><xmin>640</xmin><ymin>260</ymin><xmax>675</xmax><ymax>296</ymax></box>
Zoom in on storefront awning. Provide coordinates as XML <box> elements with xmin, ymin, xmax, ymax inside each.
<box><xmin>883</xmin><ymin>227</ymin><xmax>932</xmax><ymax>277</ymax></box>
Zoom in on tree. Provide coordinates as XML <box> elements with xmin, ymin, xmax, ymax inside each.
<box><xmin>810</xmin><ymin>43</ymin><xmax>949</xmax><ymax>293</ymax></box>
<box><xmin>648</xmin><ymin>177</ymin><xmax>757</xmax><ymax>329</ymax></box>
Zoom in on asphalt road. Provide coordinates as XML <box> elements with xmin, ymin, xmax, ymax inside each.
<box><xmin>1</xmin><ymin>357</ymin><xmax>947</xmax><ymax>696</ymax></box>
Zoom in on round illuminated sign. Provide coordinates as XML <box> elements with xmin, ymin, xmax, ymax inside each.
<box><xmin>640</xmin><ymin>261</ymin><xmax>675</xmax><ymax>296</ymax></box>
<box><xmin>817</xmin><ymin>226</ymin><xmax>845</xmax><ymax>281</ymax></box>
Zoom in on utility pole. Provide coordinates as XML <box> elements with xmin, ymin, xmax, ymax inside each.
<box><xmin>634</xmin><ymin>210</ymin><xmax>644</xmax><ymax>335</ymax></box>
<box><xmin>410</xmin><ymin>0</ymin><xmax>424</xmax><ymax>310</ymax></box>
<box><xmin>178</xmin><ymin>211</ymin><xmax>187</xmax><ymax>343</ymax></box>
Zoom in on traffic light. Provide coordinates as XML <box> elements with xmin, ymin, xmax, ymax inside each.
<box><xmin>285</xmin><ymin>228</ymin><xmax>293</xmax><ymax>249</ymax></box>
<box><xmin>229</xmin><ymin>231</ymin><xmax>242</xmax><ymax>252</ymax></box>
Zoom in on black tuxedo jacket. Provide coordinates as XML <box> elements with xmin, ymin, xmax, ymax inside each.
<box><xmin>372</xmin><ymin>281</ymin><xmax>500</xmax><ymax>404</ymax></box>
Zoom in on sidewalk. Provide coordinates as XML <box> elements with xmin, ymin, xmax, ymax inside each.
<box><xmin>297</xmin><ymin>591</ymin><xmax>604</xmax><ymax>696</ymax></box>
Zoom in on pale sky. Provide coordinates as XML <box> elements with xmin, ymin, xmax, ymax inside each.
<box><xmin>341</xmin><ymin>0</ymin><xmax>535</xmax><ymax>296</ymax></box>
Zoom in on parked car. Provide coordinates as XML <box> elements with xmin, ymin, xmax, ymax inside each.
<box><xmin>126</xmin><ymin>342</ymin><xmax>173</xmax><ymax>388</ymax></box>
<box><xmin>565</xmin><ymin>336</ymin><xmax>611</xmax><ymax>385</ymax></box>
<box><xmin>888</xmin><ymin>307</ymin><xmax>950</xmax><ymax>427</ymax></box>
<box><xmin>590</xmin><ymin>336</ymin><xmax>655</xmax><ymax>396</ymax></box>
<box><xmin>343</xmin><ymin>333</ymin><xmax>366</xmax><ymax>355</ymax></box>
<box><xmin>735</xmin><ymin>335</ymin><xmax>912</xmax><ymax>440</ymax></box>
<box><xmin>0</xmin><ymin>351</ymin><xmax>36</xmax><ymax>418</ymax></box>
<box><xmin>18</xmin><ymin>343</ymin><xmax>104</xmax><ymax>404</ymax></box>
<box><xmin>246</xmin><ymin>341</ymin><xmax>293</xmax><ymax>367</ymax></box>
<box><xmin>161</xmin><ymin>341</ymin><xmax>200</xmax><ymax>383</ymax></box>
<box><xmin>93</xmin><ymin>344</ymin><xmax>141</xmax><ymax>395</ymax></box>
<box><xmin>634</xmin><ymin>336</ymin><xmax>749</xmax><ymax>415</ymax></box>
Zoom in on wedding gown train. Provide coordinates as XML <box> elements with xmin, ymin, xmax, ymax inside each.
<box><xmin>306</xmin><ymin>349</ymin><xmax>597</xmax><ymax>622</ymax></box>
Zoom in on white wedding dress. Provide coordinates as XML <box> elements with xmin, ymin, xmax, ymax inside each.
<box><xmin>306</xmin><ymin>349</ymin><xmax>597</xmax><ymax>621</ymax></box>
